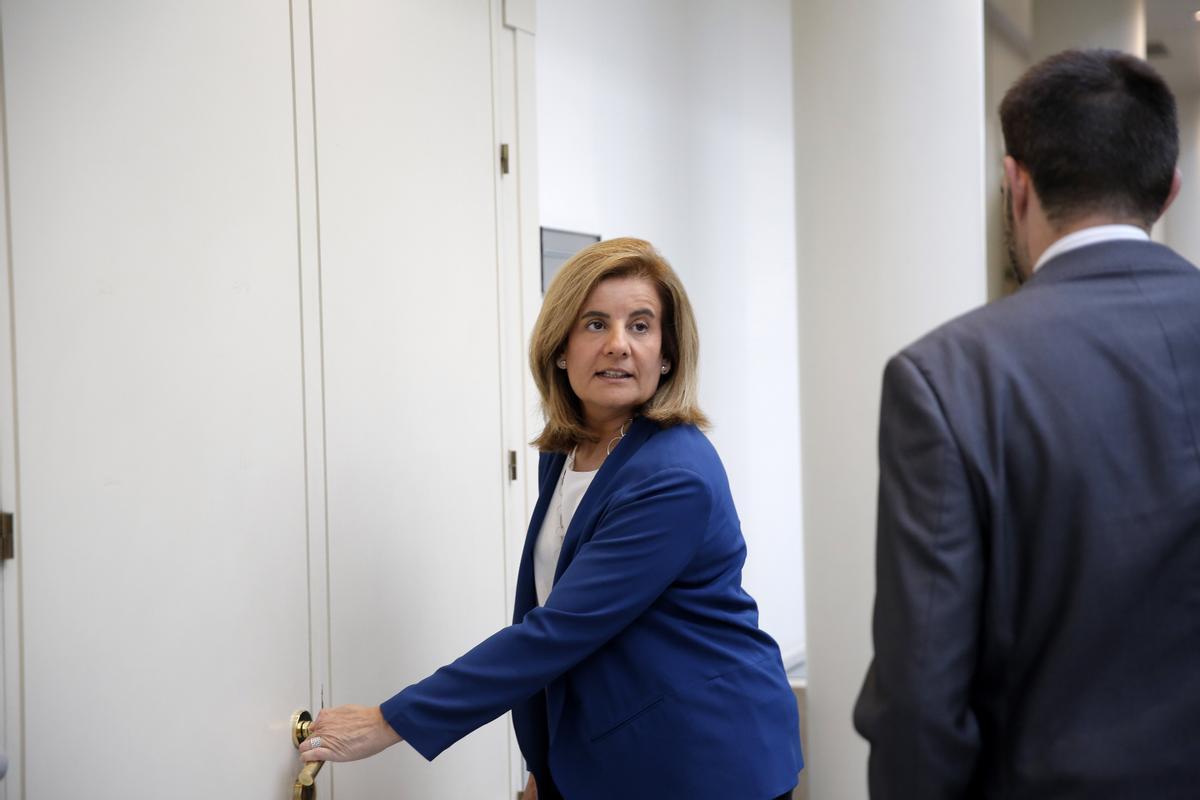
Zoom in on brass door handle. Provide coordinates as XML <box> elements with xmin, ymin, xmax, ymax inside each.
<box><xmin>290</xmin><ymin>709</ymin><xmax>325</xmax><ymax>800</ymax></box>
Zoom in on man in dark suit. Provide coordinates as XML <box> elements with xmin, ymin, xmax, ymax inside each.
<box><xmin>854</xmin><ymin>49</ymin><xmax>1200</xmax><ymax>799</ymax></box>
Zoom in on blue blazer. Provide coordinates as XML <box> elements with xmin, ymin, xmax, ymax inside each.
<box><xmin>382</xmin><ymin>417</ymin><xmax>802</xmax><ymax>799</ymax></box>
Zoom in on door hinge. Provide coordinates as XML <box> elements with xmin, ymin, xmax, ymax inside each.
<box><xmin>508</xmin><ymin>450</ymin><xmax>518</xmax><ymax>481</ymax></box>
<box><xmin>500</xmin><ymin>143</ymin><xmax>510</xmax><ymax>175</ymax></box>
<box><xmin>0</xmin><ymin>512</ymin><xmax>13</xmax><ymax>560</ymax></box>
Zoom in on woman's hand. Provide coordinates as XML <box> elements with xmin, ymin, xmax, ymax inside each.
<box><xmin>299</xmin><ymin>704</ymin><xmax>403</xmax><ymax>763</ymax></box>
<box><xmin>522</xmin><ymin>772</ymin><xmax>537</xmax><ymax>800</ymax></box>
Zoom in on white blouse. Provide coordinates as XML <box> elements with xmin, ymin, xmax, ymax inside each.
<box><xmin>533</xmin><ymin>458</ymin><xmax>598</xmax><ymax>606</ymax></box>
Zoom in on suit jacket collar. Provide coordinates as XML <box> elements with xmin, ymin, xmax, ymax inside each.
<box><xmin>1032</xmin><ymin>224</ymin><xmax>1148</xmax><ymax>273</ymax></box>
<box><xmin>1029</xmin><ymin>238</ymin><xmax>1182</xmax><ymax>287</ymax></box>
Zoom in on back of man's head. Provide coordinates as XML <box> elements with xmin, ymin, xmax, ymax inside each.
<box><xmin>1000</xmin><ymin>48</ymin><xmax>1178</xmax><ymax>228</ymax></box>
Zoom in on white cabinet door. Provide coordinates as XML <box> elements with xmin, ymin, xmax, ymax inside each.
<box><xmin>0</xmin><ymin>2</ymin><xmax>315</xmax><ymax>797</ymax></box>
<box><xmin>0</xmin><ymin>1</ymin><xmax>519</xmax><ymax>797</ymax></box>
<box><xmin>311</xmin><ymin>1</ymin><xmax>513</xmax><ymax>797</ymax></box>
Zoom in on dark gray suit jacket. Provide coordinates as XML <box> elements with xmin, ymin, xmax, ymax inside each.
<box><xmin>854</xmin><ymin>239</ymin><xmax>1200</xmax><ymax>799</ymax></box>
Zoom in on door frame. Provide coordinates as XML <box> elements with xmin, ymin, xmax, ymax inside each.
<box><xmin>0</xmin><ymin>9</ymin><xmax>21</xmax><ymax>794</ymax></box>
<box><xmin>493</xmin><ymin>0</ymin><xmax>542</xmax><ymax>794</ymax></box>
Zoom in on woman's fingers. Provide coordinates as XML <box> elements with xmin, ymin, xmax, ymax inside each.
<box><xmin>297</xmin><ymin>704</ymin><xmax>403</xmax><ymax>763</ymax></box>
<box><xmin>299</xmin><ymin>728</ymin><xmax>341</xmax><ymax>763</ymax></box>
<box><xmin>300</xmin><ymin>744</ymin><xmax>334</xmax><ymax>763</ymax></box>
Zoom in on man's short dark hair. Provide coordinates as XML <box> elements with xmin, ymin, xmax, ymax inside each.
<box><xmin>999</xmin><ymin>48</ymin><xmax>1178</xmax><ymax>227</ymax></box>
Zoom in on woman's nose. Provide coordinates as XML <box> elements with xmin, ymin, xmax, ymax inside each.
<box><xmin>604</xmin><ymin>328</ymin><xmax>629</xmax><ymax>355</ymax></box>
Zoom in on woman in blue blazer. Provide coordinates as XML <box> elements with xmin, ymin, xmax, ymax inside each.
<box><xmin>301</xmin><ymin>238</ymin><xmax>803</xmax><ymax>799</ymax></box>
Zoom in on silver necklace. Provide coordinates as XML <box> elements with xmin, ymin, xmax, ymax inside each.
<box><xmin>605</xmin><ymin>418</ymin><xmax>633</xmax><ymax>455</ymax></box>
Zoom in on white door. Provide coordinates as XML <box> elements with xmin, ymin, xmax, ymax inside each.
<box><xmin>311</xmin><ymin>1</ymin><xmax>514</xmax><ymax>796</ymax></box>
<box><xmin>0</xmin><ymin>1</ymin><xmax>523</xmax><ymax>798</ymax></box>
<box><xmin>0</xmin><ymin>2</ymin><xmax>314</xmax><ymax>798</ymax></box>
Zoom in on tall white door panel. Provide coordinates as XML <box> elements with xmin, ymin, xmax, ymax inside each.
<box><xmin>1</xmin><ymin>2</ymin><xmax>313</xmax><ymax>797</ymax></box>
<box><xmin>311</xmin><ymin>1</ymin><xmax>512</xmax><ymax>796</ymax></box>
<box><xmin>0</xmin><ymin>1</ymin><xmax>525</xmax><ymax>798</ymax></box>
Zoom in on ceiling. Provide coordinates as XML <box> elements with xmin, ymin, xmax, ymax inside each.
<box><xmin>1146</xmin><ymin>0</ymin><xmax>1200</xmax><ymax>94</ymax></box>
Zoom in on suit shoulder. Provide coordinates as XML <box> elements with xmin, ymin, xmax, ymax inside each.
<box><xmin>907</xmin><ymin>292</ymin><xmax>1015</xmax><ymax>349</ymax></box>
<box><xmin>633</xmin><ymin>423</ymin><xmax>726</xmax><ymax>482</ymax></box>
<box><xmin>897</xmin><ymin>289</ymin><xmax>1044</xmax><ymax>380</ymax></box>
<box><xmin>904</xmin><ymin>241</ymin><xmax>1200</xmax><ymax>366</ymax></box>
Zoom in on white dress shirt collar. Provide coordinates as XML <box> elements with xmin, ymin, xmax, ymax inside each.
<box><xmin>1033</xmin><ymin>224</ymin><xmax>1149</xmax><ymax>273</ymax></box>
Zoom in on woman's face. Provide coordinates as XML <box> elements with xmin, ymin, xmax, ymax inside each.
<box><xmin>562</xmin><ymin>276</ymin><xmax>667</xmax><ymax>430</ymax></box>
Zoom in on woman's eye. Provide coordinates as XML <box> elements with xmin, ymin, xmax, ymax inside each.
<box><xmin>585</xmin><ymin>319</ymin><xmax>605</xmax><ymax>331</ymax></box>
<box><xmin>632</xmin><ymin>321</ymin><xmax>650</xmax><ymax>333</ymax></box>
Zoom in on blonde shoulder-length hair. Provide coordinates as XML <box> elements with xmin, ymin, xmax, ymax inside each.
<box><xmin>530</xmin><ymin>237</ymin><xmax>709</xmax><ymax>453</ymax></box>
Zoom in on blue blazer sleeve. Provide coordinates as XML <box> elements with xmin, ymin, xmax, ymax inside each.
<box><xmin>853</xmin><ymin>353</ymin><xmax>985</xmax><ymax>798</ymax></box>
<box><xmin>380</xmin><ymin>466</ymin><xmax>712</xmax><ymax>760</ymax></box>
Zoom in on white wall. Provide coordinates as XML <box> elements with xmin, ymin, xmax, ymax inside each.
<box><xmin>1034</xmin><ymin>0</ymin><xmax>1146</xmax><ymax>59</ymax></box>
<box><xmin>793</xmin><ymin>2</ymin><xmax>987</xmax><ymax>798</ymax></box>
<box><xmin>1164</xmin><ymin>90</ymin><xmax>1200</xmax><ymax>265</ymax></box>
<box><xmin>536</xmin><ymin>0</ymin><xmax>806</xmax><ymax>662</ymax></box>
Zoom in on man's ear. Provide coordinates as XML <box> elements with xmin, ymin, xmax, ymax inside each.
<box><xmin>1003</xmin><ymin>155</ymin><xmax>1030</xmax><ymax>219</ymax></box>
<box><xmin>1160</xmin><ymin>167</ymin><xmax>1183</xmax><ymax>217</ymax></box>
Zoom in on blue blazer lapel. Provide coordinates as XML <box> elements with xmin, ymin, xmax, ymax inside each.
<box><xmin>512</xmin><ymin>421</ymin><xmax>657</xmax><ymax>765</ymax></box>
<box><xmin>544</xmin><ymin>417</ymin><xmax>655</xmax><ymax>743</ymax></box>
<box><xmin>552</xmin><ymin>416</ymin><xmax>655</xmax><ymax>585</ymax></box>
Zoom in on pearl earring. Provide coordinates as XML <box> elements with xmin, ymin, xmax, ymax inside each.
<box><xmin>557</xmin><ymin>359</ymin><xmax>567</xmax><ymax>369</ymax></box>
<box><xmin>661</xmin><ymin>364</ymin><xmax>669</xmax><ymax>374</ymax></box>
